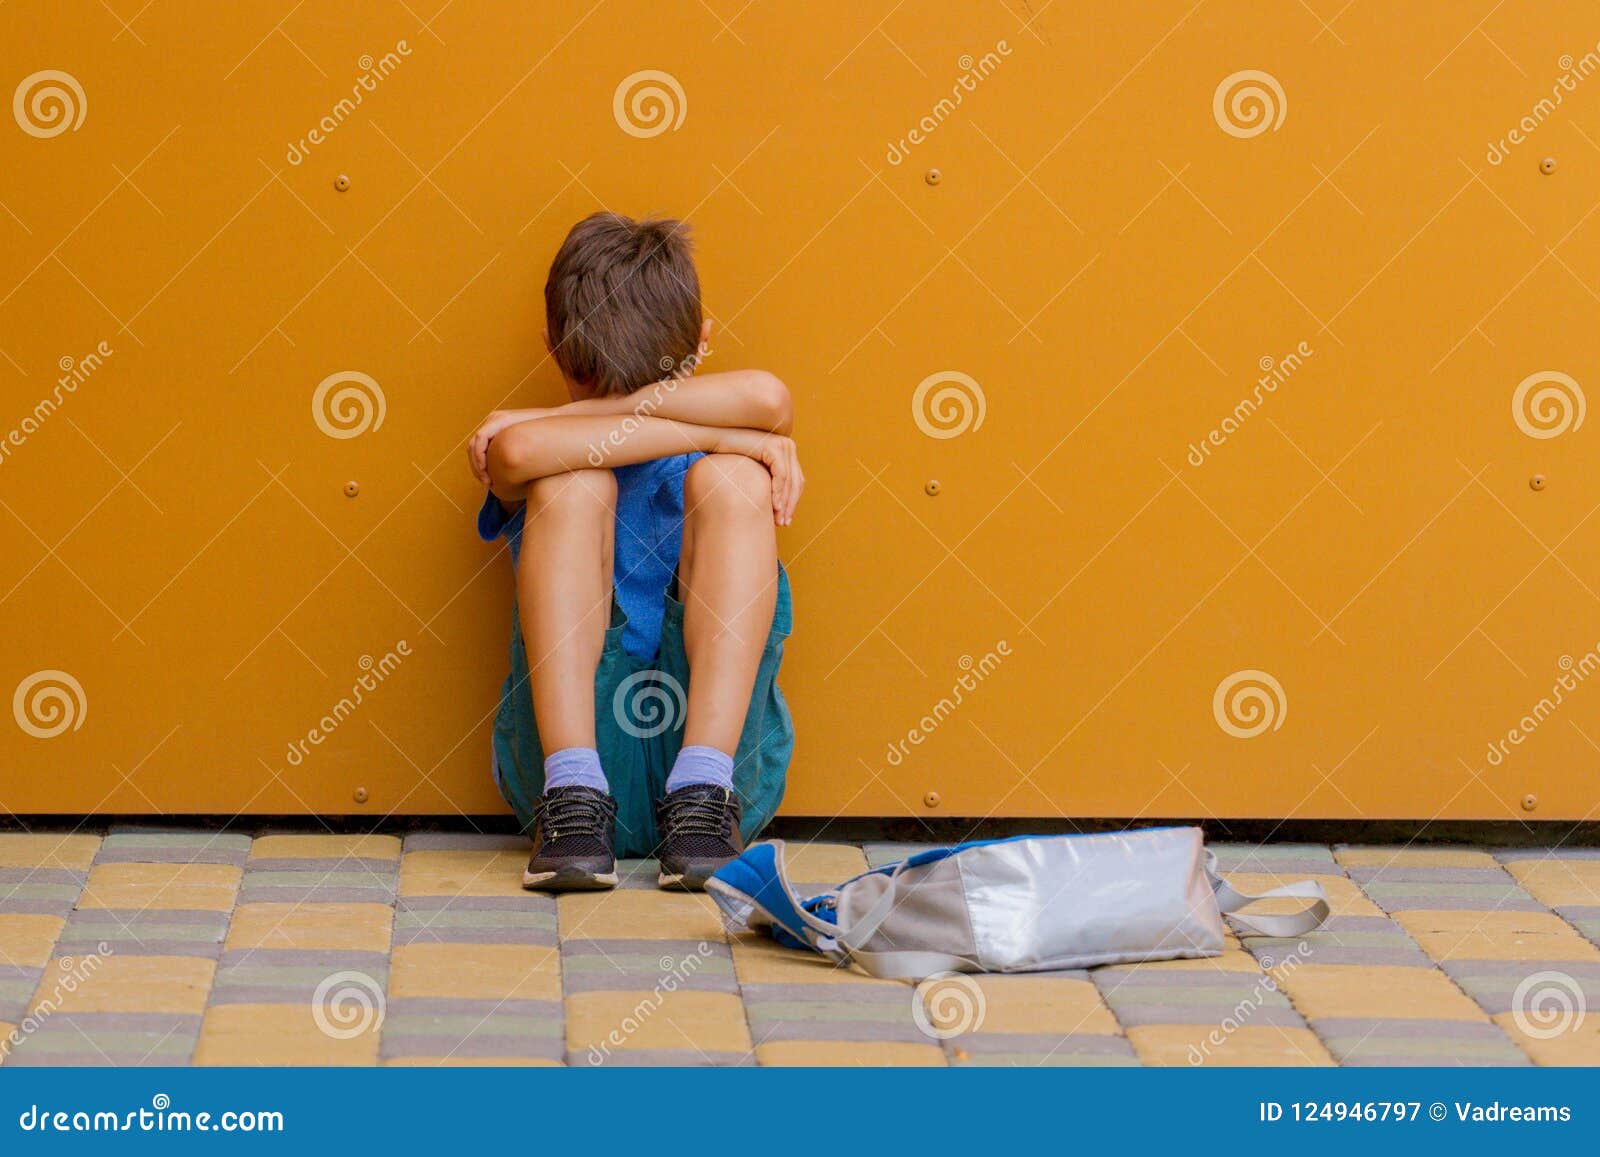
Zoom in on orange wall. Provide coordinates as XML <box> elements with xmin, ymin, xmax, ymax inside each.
<box><xmin>3</xmin><ymin>1</ymin><xmax>1599</xmax><ymax>821</ymax></box>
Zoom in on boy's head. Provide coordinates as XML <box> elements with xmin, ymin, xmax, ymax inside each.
<box><xmin>544</xmin><ymin>212</ymin><xmax>705</xmax><ymax>398</ymax></box>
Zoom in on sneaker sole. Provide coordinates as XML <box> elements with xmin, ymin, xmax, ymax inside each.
<box><xmin>522</xmin><ymin>867</ymin><xmax>618</xmax><ymax>892</ymax></box>
<box><xmin>656</xmin><ymin>870</ymin><xmax>711</xmax><ymax>892</ymax></box>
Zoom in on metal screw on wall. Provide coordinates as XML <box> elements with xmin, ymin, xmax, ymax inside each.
<box><xmin>1539</xmin><ymin>157</ymin><xmax>1557</xmax><ymax>175</ymax></box>
<box><xmin>344</xmin><ymin>481</ymin><xmax>360</xmax><ymax>498</ymax></box>
<box><xmin>924</xmin><ymin>479</ymin><xmax>941</xmax><ymax>496</ymax></box>
<box><xmin>334</xmin><ymin>174</ymin><xmax>352</xmax><ymax>191</ymax></box>
<box><xmin>353</xmin><ymin>786</ymin><xmax>369</xmax><ymax>805</ymax></box>
<box><xmin>1530</xmin><ymin>474</ymin><xmax>1547</xmax><ymax>492</ymax></box>
<box><xmin>923</xmin><ymin>790</ymin><xmax>941</xmax><ymax>808</ymax></box>
<box><xmin>925</xmin><ymin>168</ymin><xmax>941</xmax><ymax>186</ymax></box>
<box><xmin>1522</xmin><ymin>793</ymin><xmax>1538</xmax><ymax>812</ymax></box>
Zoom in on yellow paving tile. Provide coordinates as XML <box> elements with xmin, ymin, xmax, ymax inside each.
<box><xmin>0</xmin><ymin>833</ymin><xmax>100</xmax><ymax>870</ymax></box>
<box><xmin>730</xmin><ymin>936</ymin><xmax>898</xmax><ymax>986</ymax></box>
<box><xmin>1335</xmin><ymin>846</ymin><xmax>1499</xmax><ymax>869</ymax></box>
<box><xmin>757</xmin><ymin>1040</ymin><xmax>946</xmax><ymax>1066</ymax></box>
<box><xmin>568</xmin><ymin>989</ymin><xmax>751</xmax><ymax>1053</ymax></box>
<box><xmin>249</xmin><ymin>834</ymin><xmax>402</xmax><ymax>861</ymax></box>
<box><xmin>194</xmin><ymin>1004</ymin><xmax>379</xmax><ymax>1065</ymax></box>
<box><xmin>968</xmin><ymin>976</ymin><xmax>1119</xmax><ymax>1034</ymax></box>
<box><xmin>398</xmin><ymin>850</ymin><xmax>527</xmax><ymax>898</ymax></box>
<box><xmin>1504</xmin><ymin>860</ymin><xmax>1600</xmax><ymax>908</ymax></box>
<box><xmin>28</xmin><ymin>955</ymin><xmax>214</xmax><ymax>1015</ymax></box>
<box><xmin>1277</xmin><ymin>964</ymin><xmax>1484</xmax><ymax>1021</ymax></box>
<box><xmin>1129</xmin><ymin>1024</ymin><xmax>1334</xmax><ymax>1066</ymax></box>
<box><xmin>777</xmin><ymin>842</ymin><xmax>869</xmax><ymax>881</ymax></box>
<box><xmin>1394</xmin><ymin>910</ymin><xmax>1600</xmax><ymax>963</ymax></box>
<box><xmin>0</xmin><ymin>914</ymin><xmax>66</xmax><ymax>968</ymax></box>
<box><xmin>1493</xmin><ymin>1011</ymin><xmax>1600</xmax><ymax>1066</ymax></box>
<box><xmin>558</xmin><ymin>889</ymin><xmax>725</xmax><ymax>941</ymax></box>
<box><xmin>78</xmin><ymin>863</ymin><xmax>241</xmax><ymax>911</ymax></box>
<box><xmin>224</xmin><ymin>903</ymin><xmax>394</xmax><ymax>952</ymax></box>
<box><xmin>384</xmin><ymin>1056</ymin><xmax>561</xmax><ymax>1067</ymax></box>
<box><xmin>389</xmin><ymin>943</ymin><xmax>561</xmax><ymax>1001</ymax></box>
<box><xmin>1222</xmin><ymin>873</ymin><xmax>1381</xmax><ymax>918</ymax></box>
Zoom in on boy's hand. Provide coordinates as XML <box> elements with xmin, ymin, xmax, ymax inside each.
<box><xmin>714</xmin><ymin>429</ymin><xmax>804</xmax><ymax>526</ymax></box>
<box><xmin>468</xmin><ymin>409</ymin><xmax>551</xmax><ymax>485</ymax></box>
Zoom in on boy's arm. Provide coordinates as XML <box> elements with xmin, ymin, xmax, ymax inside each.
<box><xmin>486</xmin><ymin>415</ymin><xmax>803</xmax><ymax>524</ymax></box>
<box><xmin>565</xmin><ymin>370</ymin><xmax>792</xmax><ymax>435</ymax></box>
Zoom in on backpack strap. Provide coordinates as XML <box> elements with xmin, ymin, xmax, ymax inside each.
<box><xmin>831</xmin><ymin>858</ymin><xmax>983</xmax><ymax>980</ymax></box>
<box><xmin>1205</xmin><ymin>851</ymin><xmax>1330</xmax><ymax>937</ymax></box>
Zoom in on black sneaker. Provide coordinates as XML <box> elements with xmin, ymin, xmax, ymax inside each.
<box><xmin>522</xmin><ymin>785</ymin><xmax>619</xmax><ymax>891</ymax></box>
<box><xmin>655</xmin><ymin>784</ymin><xmax>743</xmax><ymax>891</ymax></box>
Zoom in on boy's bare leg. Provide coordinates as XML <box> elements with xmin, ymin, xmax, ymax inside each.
<box><xmin>517</xmin><ymin>469</ymin><xmax>616</xmax><ymax>757</ymax></box>
<box><xmin>656</xmin><ymin>454</ymin><xmax>777</xmax><ymax>890</ymax></box>
<box><xmin>678</xmin><ymin>454</ymin><xmax>779</xmax><ymax>754</ymax></box>
<box><xmin>516</xmin><ymin>468</ymin><xmax>621</xmax><ymax>891</ymax></box>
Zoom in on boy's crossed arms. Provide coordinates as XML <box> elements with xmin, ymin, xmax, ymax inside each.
<box><xmin>468</xmin><ymin>212</ymin><xmax>801</xmax><ymax>893</ymax></box>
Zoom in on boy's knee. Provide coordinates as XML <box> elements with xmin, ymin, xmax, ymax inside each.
<box><xmin>686</xmin><ymin>453</ymin><xmax>771</xmax><ymax>514</ymax></box>
<box><xmin>526</xmin><ymin>468</ymin><xmax>617</xmax><ymax>515</ymax></box>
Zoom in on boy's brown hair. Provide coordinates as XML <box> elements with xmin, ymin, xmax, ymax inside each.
<box><xmin>545</xmin><ymin>212</ymin><xmax>702</xmax><ymax>397</ymax></box>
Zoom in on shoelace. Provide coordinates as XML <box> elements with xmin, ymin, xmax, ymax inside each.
<box><xmin>662</xmin><ymin>792</ymin><xmax>729</xmax><ymax>838</ymax></box>
<box><xmin>540</xmin><ymin>792</ymin><xmax>611</xmax><ymax>841</ymax></box>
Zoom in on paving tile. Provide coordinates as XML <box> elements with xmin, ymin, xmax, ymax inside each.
<box><xmin>195</xmin><ymin>1003</ymin><xmax>380</xmax><ymax>1065</ymax></box>
<box><xmin>95</xmin><ymin>830</ymin><xmax>251</xmax><ymax>866</ymax></box>
<box><xmin>1311</xmin><ymin>1017</ymin><xmax>1530</xmax><ymax>1066</ymax></box>
<box><xmin>1492</xmin><ymin>1010</ymin><xmax>1600</xmax><ymax>1065</ymax></box>
<box><xmin>239</xmin><ymin>861</ymin><xmax>398</xmax><ymax>905</ymax></box>
<box><xmin>0</xmin><ymin>868</ymin><xmax>87</xmax><ymax>917</ymax></box>
<box><xmin>380</xmin><ymin>997</ymin><xmax>564</xmax><ymax>1062</ymax></box>
<box><xmin>962</xmin><ymin>975</ymin><xmax>1120</xmax><ymax>1035</ymax></box>
<box><xmin>945</xmin><ymin>1032</ymin><xmax>1140</xmax><ymax>1066</ymax></box>
<box><xmin>1128</xmin><ymin>1024</ymin><xmax>1333</xmax><ymax>1066</ymax></box>
<box><xmin>385</xmin><ymin>1055</ymin><xmax>562</xmax><ymax>1067</ymax></box>
<box><xmin>561</xmin><ymin>938</ymin><xmax>736</xmax><ymax>993</ymax></box>
<box><xmin>0</xmin><ymin>964</ymin><xmax>42</xmax><ymax>1022</ymax></box>
<box><xmin>1277</xmin><ymin>964</ymin><xmax>1484</xmax><ymax>1021</ymax></box>
<box><xmin>1239</xmin><ymin>915</ymin><xmax>1433</xmax><ymax>968</ymax></box>
<box><xmin>557</xmin><ymin>889</ymin><xmax>725</xmax><ymax>941</ymax></box>
<box><xmin>730</xmin><ymin>935</ymin><xmax>891</xmax><ymax>986</ymax></box>
<box><xmin>398</xmin><ymin>850</ymin><xmax>528</xmax><ymax>898</ymax></box>
<box><xmin>250</xmin><ymin>834</ymin><xmax>403</xmax><ymax>861</ymax></box>
<box><xmin>773</xmin><ymin>842</ymin><xmax>869</xmax><ymax>881</ymax></box>
<box><xmin>1555</xmin><ymin>905</ymin><xmax>1600</xmax><ymax>946</ymax></box>
<box><xmin>56</xmin><ymin>908</ymin><xmax>229</xmax><ymax>958</ymax></box>
<box><xmin>578</xmin><ymin>1047</ymin><xmax>754</xmax><ymax>1066</ymax></box>
<box><xmin>400</xmin><ymin>833</ymin><xmax>528</xmax><ymax>853</ymax></box>
<box><xmin>389</xmin><ymin>942</ymin><xmax>560</xmax><ymax>1001</ymax></box>
<box><xmin>2</xmin><ymin>1011</ymin><xmax>200</xmax><ymax>1066</ymax></box>
<box><xmin>1093</xmin><ymin>967</ymin><xmax>1304</xmax><ymax>1028</ymax></box>
<box><xmin>0</xmin><ymin>914</ymin><xmax>65</xmax><ymax>968</ymax></box>
<box><xmin>1394</xmin><ymin>910</ymin><xmax>1600</xmax><ymax>963</ymax></box>
<box><xmin>1441</xmin><ymin>960</ymin><xmax>1600</xmax><ymax>1017</ymax></box>
<box><xmin>0</xmin><ymin>834</ymin><xmax>101</xmax><ymax>871</ymax></box>
<box><xmin>1346</xmin><ymin>866</ymin><xmax>1544</xmax><ymax>914</ymax></box>
<box><xmin>1335</xmin><ymin>845</ymin><xmax>1499</xmax><ymax>869</ymax></box>
<box><xmin>29</xmin><ymin>955</ymin><xmax>213</xmax><ymax>1015</ymax></box>
<box><xmin>1503</xmin><ymin>859</ymin><xmax>1600</xmax><ymax>908</ymax></box>
<box><xmin>861</xmin><ymin>842</ymin><xmax>942</xmax><ymax>868</ymax></box>
<box><xmin>79</xmin><ymin>863</ymin><xmax>241</xmax><ymax>912</ymax></box>
<box><xmin>210</xmin><ymin>949</ymin><xmax>390</xmax><ymax>1004</ymax></box>
<box><xmin>225</xmin><ymin>902</ymin><xmax>394</xmax><ymax>953</ymax></box>
<box><xmin>1495</xmin><ymin>848</ymin><xmax>1600</xmax><ymax>863</ymax></box>
<box><xmin>567</xmin><ymin>989</ymin><xmax>752</xmax><ymax>1054</ymax></box>
<box><xmin>742</xmin><ymin>982</ymin><xmax>927</xmax><ymax>1043</ymax></box>
<box><xmin>1212</xmin><ymin>843</ymin><xmax>1340</xmax><ymax>876</ymax></box>
<box><xmin>392</xmin><ymin>896</ymin><xmax>555</xmax><ymax>947</ymax></box>
<box><xmin>757</xmin><ymin>1040</ymin><xmax>945</xmax><ymax>1066</ymax></box>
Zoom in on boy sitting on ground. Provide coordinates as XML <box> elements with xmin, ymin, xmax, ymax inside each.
<box><xmin>469</xmin><ymin>212</ymin><xmax>800</xmax><ymax>892</ymax></box>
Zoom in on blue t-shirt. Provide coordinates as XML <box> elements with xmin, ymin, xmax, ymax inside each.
<box><xmin>477</xmin><ymin>452</ymin><xmax>702</xmax><ymax>662</ymax></box>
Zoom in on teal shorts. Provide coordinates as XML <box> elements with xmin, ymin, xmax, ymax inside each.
<box><xmin>491</xmin><ymin>566</ymin><xmax>794</xmax><ymax>858</ymax></box>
